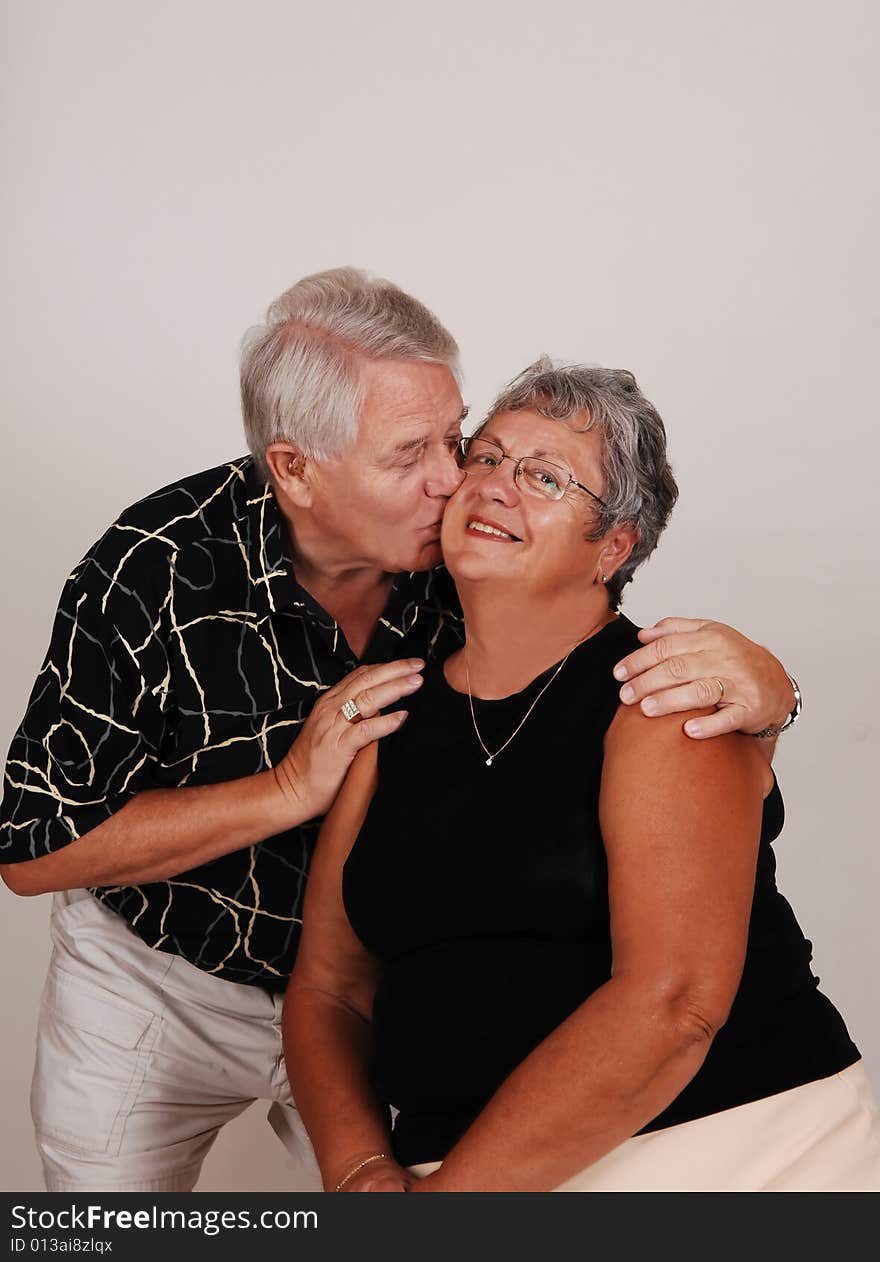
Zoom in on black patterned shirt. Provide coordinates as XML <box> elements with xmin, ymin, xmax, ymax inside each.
<box><xmin>0</xmin><ymin>457</ymin><xmax>463</xmax><ymax>990</ymax></box>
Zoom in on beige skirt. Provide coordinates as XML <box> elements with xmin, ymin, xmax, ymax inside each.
<box><xmin>409</xmin><ymin>1061</ymin><xmax>880</xmax><ymax>1191</ymax></box>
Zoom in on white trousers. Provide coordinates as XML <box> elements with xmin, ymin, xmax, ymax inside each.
<box><xmin>31</xmin><ymin>889</ymin><xmax>322</xmax><ymax>1192</ymax></box>
<box><xmin>410</xmin><ymin>1060</ymin><xmax>880</xmax><ymax>1191</ymax></box>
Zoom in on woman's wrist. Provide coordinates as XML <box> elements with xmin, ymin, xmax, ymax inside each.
<box><xmin>333</xmin><ymin>1151</ymin><xmax>390</xmax><ymax>1191</ymax></box>
<box><xmin>328</xmin><ymin>1153</ymin><xmax>413</xmax><ymax>1193</ymax></box>
<box><xmin>409</xmin><ymin>1171</ymin><xmax>445</xmax><ymax>1191</ymax></box>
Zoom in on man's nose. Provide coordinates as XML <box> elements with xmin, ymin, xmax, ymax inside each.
<box><xmin>426</xmin><ymin>446</ymin><xmax>466</xmax><ymax>497</ymax></box>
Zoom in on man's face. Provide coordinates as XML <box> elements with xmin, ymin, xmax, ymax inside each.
<box><xmin>305</xmin><ymin>359</ymin><xmax>467</xmax><ymax>573</ymax></box>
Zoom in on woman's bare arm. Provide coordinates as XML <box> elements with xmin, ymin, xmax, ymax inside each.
<box><xmin>283</xmin><ymin>743</ymin><xmax>407</xmax><ymax>1191</ymax></box>
<box><xmin>413</xmin><ymin>706</ymin><xmax>770</xmax><ymax>1192</ymax></box>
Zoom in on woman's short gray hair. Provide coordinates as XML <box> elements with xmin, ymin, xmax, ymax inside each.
<box><xmin>482</xmin><ymin>358</ymin><xmax>679</xmax><ymax>608</ymax></box>
<box><xmin>240</xmin><ymin>267</ymin><xmax>461</xmax><ymax>478</ymax></box>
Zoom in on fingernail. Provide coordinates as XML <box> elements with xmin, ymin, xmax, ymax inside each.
<box><xmin>404</xmin><ymin>675</ymin><xmax>423</xmax><ymax>690</ymax></box>
<box><xmin>621</xmin><ymin>685</ymin><xmax>635</xmax><ymax>703</ymax></box>
<box><xmin>685</xmin><ymin>720</ymin><xmax>701</xmax><ymax>736</ymax></box>
<box><xmin>408</xmin><ymin>659</ymin><xmax>425</xmax><ymax>669</ymax></box>
<box><xmin>613</xmin><ymin>665</ymin><xmax>628</xmax><ymax>681</ymax></box>
<box><xmin>394</xmin><ymin>711</ymin><xmax>409</xmax><ymax>724</ymax></box>
<box><xmin>642</xmin><ymin>697</ymin><xmax>657</xmax><ymax>714</ymax></box>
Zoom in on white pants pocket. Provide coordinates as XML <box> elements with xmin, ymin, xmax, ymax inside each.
<box><xmin>31</xmin><ymin>964</ymin><xmax>161</xmax><ymax>1157</ymax></box>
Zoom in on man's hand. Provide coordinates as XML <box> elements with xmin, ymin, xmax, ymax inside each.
<box><xmin>0</xmin><ymin>658</ymin><xmax>426</xmax><ymax>898</ymax></box>
<box><xmin>274</xmin><ymin>659</ymin><xmax>425</xmax><ymax>819</ymax></box>
<box><xmin>613</xmin><ymin>618</ymin><xmax>795</xmax><ymax>739</ymax></box>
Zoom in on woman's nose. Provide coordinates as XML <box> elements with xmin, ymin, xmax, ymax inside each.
<box><xmin>478</xmin><ymin>458</ymin><xmax>519</xmax><ymax>506</ymax></box>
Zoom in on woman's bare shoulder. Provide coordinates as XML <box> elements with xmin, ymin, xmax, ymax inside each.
<box><xmin>604</xmin><ymin>702</ymin><xmax>772</xmax><ymax>798</ymax></box>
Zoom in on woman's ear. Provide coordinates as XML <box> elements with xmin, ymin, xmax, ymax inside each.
<box><xmin>265</xmin><ymin>444</ymin><xmax>312</xmax><ymax>508</ymax></box>
<box><xmin>596</xmin><ymin>523</ymin><xmax>638</xmax><ymax>584</ymax></box>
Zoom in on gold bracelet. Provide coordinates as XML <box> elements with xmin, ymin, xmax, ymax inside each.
<box><xmin>334</xmin><ymin>1152</ymin><xmax>389</xmax><ymax>1192</ymax></box>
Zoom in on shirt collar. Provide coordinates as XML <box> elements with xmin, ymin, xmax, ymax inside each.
<box><xmin>241</xmin><ymin>458</ymin><xmax>309</xmax><ymax>616</ymax></box>
<box><xmin>238</xmin><ymin>457</ymin><xmax>461</xmax><ymax>654</ymax></box>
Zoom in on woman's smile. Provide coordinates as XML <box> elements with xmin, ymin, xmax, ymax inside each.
<box><xmin>465</xmin><ymin>515</ymin><xmax>522</xmax><ymax>542</ymax></box>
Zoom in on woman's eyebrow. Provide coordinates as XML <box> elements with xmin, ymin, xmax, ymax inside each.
<box><xmin>531</xmin><ymin>447</ymin><xmax>571</xmax><ymax>465</ymax></box>
<box><xmin>476</xmin><ymin>434</ymin><xmax>570</xmax><ymax>464</ymax></box>
<box><xmin>477</xmin><ymin>429</ymin><xmax>504</xmax><ymax>447</ymax></box>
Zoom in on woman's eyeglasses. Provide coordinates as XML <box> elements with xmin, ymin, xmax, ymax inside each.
<box><xmin>457</xmin><ymin>436</ymin><xmax>607</xmax><ymax>508</ymax></box>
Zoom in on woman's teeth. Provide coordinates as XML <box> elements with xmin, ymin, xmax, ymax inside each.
<box><xmin>467</xmin><ymin>520</ymin><xmax>514</xmax><ymax>539</ymax></box>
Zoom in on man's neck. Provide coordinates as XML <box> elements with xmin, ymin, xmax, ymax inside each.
<box><xmin>280</xmin><ymin>506</ymin><xmax>394</xmax><ymax>659</ymax></box>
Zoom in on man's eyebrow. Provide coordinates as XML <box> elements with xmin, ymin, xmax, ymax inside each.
<box><xmin>389</xmin><ymin>434</ymin><xmax>430</xmax><ymax>457</ymax></box>
<box><xmin>389</xmin><ymin>408</ymin><xmax>470</xmax><ymax>455</ymax></box>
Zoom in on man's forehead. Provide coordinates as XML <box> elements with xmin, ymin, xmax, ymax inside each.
<box><xmin>367</xmin><ymin>405</ymin><xmax>468</xmax><ymax>458</ymax></box>
<box><xmin>359</xmin><ymin>363</ymin><xmax>466</xmax><ymax>448</ymax></box>
<box><xmin>362</xmin><ymin>358</ymin><xmax>460</xmax><ymax>408</ymax></box>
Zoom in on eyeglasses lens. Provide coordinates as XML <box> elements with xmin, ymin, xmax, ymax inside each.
<box><xmin>459</xmin><ymin>439</ymin><xmax>565</xmax><ymax>500</ymax></box>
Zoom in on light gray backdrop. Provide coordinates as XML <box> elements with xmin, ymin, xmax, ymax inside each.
<box><xmin>2</xmin><ymin>0</ymin><xmax>877</xmax><ymax>1192</ymax></box>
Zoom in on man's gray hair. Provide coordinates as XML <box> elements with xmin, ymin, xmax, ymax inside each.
<box><xmin>482</xmin><ymin>358</ymin><xmax>679</xmax><ymax>608</ymax></box>
<box><xmin>240</xmin><ymin>267</ymin><xmax>460</xmax><ymax>478</ymax></box>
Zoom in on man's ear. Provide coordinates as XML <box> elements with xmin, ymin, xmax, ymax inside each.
<box><xmin>597</xmin><ymin>523</ymin><xmax>638</xmax><ymax>583</ymax></box>
<box><xmin>265</xmin><ymin>444</ymin><xmax>312</xmax><ymax>508</ymax></box>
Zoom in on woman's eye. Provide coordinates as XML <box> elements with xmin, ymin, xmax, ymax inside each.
<box><xmin>537</xmin><ymin>470</ymin><xmax>560</xmax><ymax>490</ymax></box>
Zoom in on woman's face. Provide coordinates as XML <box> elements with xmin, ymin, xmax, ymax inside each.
<box><xmin>442</xmin><ymin>408</ymin><xmax>628</xmax><ymax>599</ymax></box>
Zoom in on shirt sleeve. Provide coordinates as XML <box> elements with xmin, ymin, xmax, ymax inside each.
<box><xmin>0</xmin><ymin>535</ymin><xmax>171</xmax><ymax>863</ymax></box>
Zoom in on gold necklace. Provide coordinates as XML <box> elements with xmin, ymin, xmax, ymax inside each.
<box><xmin>464</xmin><ymin>627</ymin><xmax>600</xmax><ymax>767</ymax></box>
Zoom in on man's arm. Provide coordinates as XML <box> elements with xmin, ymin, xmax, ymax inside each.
<box><xmin>0</xmin><ymin>656</ymin><xmax>420</xmax><ymax>896</ymax></box>
<box><xmin>1</xmin><ymin>533</ymin><xmax>424</xmax><ymax>894</ymax></box>
<box><xmin>613</xmin><ymin>617</ymin><xmax>797</xmax><ymax>754</ymax></box>
<box><xmin>1</xmin><ymin>774</ymin><xmax>292</xmax><ymax>895</ymax></box>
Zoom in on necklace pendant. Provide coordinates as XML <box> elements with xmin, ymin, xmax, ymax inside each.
<box><xmin>465</xmin><ymin>635</ymin><xmax>580</xmax><ymax>775</ymax></box>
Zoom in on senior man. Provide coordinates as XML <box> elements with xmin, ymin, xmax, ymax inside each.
<box><xmin>0</xmin><ymin>268</ymin><xmax>798</xmax><ymax>1192</ymax></box>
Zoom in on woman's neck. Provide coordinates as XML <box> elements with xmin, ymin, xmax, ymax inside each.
<box><xmin>450</xmin><ymin>582</ymin><xmax>616</xmax><ymax>699</ymax></box>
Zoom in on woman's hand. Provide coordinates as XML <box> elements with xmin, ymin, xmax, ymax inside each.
<box><xmin>408</xmin><ymin>1173</ymin><xmax>443</xmax><ymax>1192</ymax></box>
<box><xmin>613</xmin><ymin>617</ymin><xmax>795</xmax><ymax>739</ymax></box>
<box><xmin>337</xmin><ymin>1157</ymin><xmax>413</xmax><ymax>1192</ymax></box>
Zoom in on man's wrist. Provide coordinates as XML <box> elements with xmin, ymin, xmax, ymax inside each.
<box><xmin>261</xmin><ymin>763</ymin><xmax>313</xmax><ymax>831</ymax></box>
<box><xmin>752</xmin><ymin>672</ymin><xmax>802</xmax><ymax>739</ymax></box>
<box><xmin>771</xmin><ymin>677</ymin><xmax>797</xmax><ymax>730</ymax></box>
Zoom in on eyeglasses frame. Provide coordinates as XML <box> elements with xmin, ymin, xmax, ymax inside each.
<box><xmin>456</xmin><ymin>435</ymin><xmax>608</xmax><ymax>510</ymax></box>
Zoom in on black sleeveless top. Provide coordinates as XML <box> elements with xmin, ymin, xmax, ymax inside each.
<box><xmin>342</xmin><ymin>616</ymin><xmax>858</xmax><ymax>1165</ymax></box>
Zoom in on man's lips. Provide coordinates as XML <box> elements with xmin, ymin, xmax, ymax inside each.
<box><xmin>465</xmin><ymin>515</ymin><xmax>522</xmax><ymax>542</ymax></box>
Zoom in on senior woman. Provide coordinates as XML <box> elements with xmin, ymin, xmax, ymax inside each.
<box><xmin>282</xmin><ymin>360</ymin><xmax>880</xmax><ymax>1192</ymax></box>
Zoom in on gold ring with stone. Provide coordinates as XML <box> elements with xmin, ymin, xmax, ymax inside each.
<box><xmin>340</xmin><ymin>698</ymin><xmax>362</xmax><ymax>723</ymax></box>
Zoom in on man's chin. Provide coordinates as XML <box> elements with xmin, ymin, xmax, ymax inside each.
<box><xmin>396</xmin><ymin>540</ymin><xmax>444</xmax><ymax>573</ymax></box>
